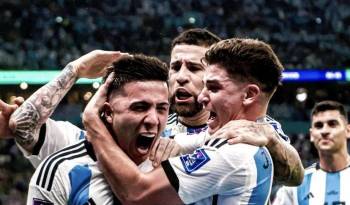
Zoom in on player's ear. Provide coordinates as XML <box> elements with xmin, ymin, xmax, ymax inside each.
<box><xmin>309</xmin><ymin>128</ymin><xmax>314</xmax><ymax>142</ymax></box>
<box><xmin>346</xmin><ymin>123</ymin><xmax>350</xmax><ymax>139</ymax></box>
<box><xmin>103</xmin><ymin>102</ymin><xmax>113</xmax><ymax>124</ymax></box>
<box><xmin>242</xmin><ymin>84</ymin><xmax>260</xmax><ymax>106</ymax></box>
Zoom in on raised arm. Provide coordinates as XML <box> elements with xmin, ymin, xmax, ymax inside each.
<box><xmin>9</xmin><ymin>50</ymin><xmax>123</xmax><ymax>152</ymax></box>
<box><xmin>210</xmin><ymin>119</ymin><xmax>304</xmax><ymax>186</ymax></box>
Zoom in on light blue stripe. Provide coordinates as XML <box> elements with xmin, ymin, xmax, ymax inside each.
<box><xmin>297</xmin><ymin>173</ymin><xmax>312</xmax><ymax>205</ymax></box>
<box><xmin>248</xmin><ymin>147</ymin><xmax>273</xmax><ymax>204</ymax></box>
<box><xmin>78</xmin><ymin>131</ymin><xmax>85</xmax><ymax>140</ymax></box>
<box><xmin>325</xmin><ymin>172</ymin><xmax>340</xmax><ymax>204</ymax></box>
<box><xmin>68</xmin><ymin>165</ymin><xmax>92</xmax><ymax>205</ymax></box>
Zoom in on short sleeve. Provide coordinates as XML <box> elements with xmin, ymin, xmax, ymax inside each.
<box><xmin>27</xmin><ymin>163</ymin><xmax>69</xmax><ymax>205</ymax></box>
<box><xmin>17</xmin><ymin>119</ymin><xmax>84</xmax><ymax>167</ymax></box>
<box><xmin>161</xmin><ymin>140</ymin><xmax>272</xmax><ymax>204</ymax></box>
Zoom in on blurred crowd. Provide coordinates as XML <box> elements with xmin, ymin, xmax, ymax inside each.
<box><xmin>1</xmin><ymin>0</ymin><xmax>350</xmax><ymax>70</ymax></box>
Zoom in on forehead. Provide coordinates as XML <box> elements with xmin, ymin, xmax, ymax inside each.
<box><xmin>312</xmin><ymin>110</ymin><xmax>344</xmax><ymax>122</ymax></box>
<box><xmin>109</xmin><ymin>81</ymin><xmax>169</xmax><ymax>104</ymax></box>
<box><xmin>204</xmin><ymin>64</ymin><xmax>231</xmax><ymax>82</ymax></box>
<box><xmin>170</xmin><ymin>44</ymin><xmax>208</xmax><ymax>63</ymax></box>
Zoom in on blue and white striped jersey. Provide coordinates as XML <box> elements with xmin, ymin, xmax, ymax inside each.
<box><xmin>27</xmin><ymin>139</ymin><xmax>153</xmax><ymax>205</ymax></box>
<box><xmin>273</xmin><ymin>163</ymin><xmax>350</xmax><ymax>205</ymax></box>
<box><xmin>162</xmin><ymin>113</ymin><xmax>209</xmax><ymax>138</ymax></box>
<box><xmin>162</xmin><ymin>138</ymin><xmax>274</xmax><ymax>205</ymax></box>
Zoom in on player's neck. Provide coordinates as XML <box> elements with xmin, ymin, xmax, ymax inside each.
<box><xmin>178</xmin><ymin>109</ymin><xmax>210</xmax><ymax>127</ymax></box>
<box><xmin>319</xmin><ymin>150</ymin><xmax>350</xmax><ymax>172</ymax></box>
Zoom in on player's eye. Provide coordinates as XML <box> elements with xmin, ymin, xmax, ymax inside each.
<box><xmin>130</xmin><ymin>103</ymin><xmax>150</xmax><ymax>112</ymax></box>
<box><xmin>327</xmin><ymin>120</ymin><xmax>339</xmax><ymax>128</ymax></box>
<box><xmin>170</xmin><ymin>62</ymin><xmax>181</xmax><ymax>72</ymax></box>
<box><xmin>313</xmin><ymin>122</ymin><xmax>323</xmax><ymax>129</ymax></box>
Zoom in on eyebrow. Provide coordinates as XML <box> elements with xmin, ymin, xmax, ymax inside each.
<box><xmin>170</xmin><ymin>60</ymin><xmax>205</xmax><ymax>68</ymax></box>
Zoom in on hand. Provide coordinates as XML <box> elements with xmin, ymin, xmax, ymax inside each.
<box><xmin>70</xmin><ymin>50</ymin><xmax>129</xmax><ymax>79</ymax></box>
<box><xmin>210</xmin><ymin>119</ymin><xmax>277</xmax><ymax>147</ymax></box>
<box><xmin>83</xmin><ymin>72</ymin><xmax>115</xmax><ymax>142</ymax></box>
<box><xmin>149</xmin><ymin>137</ymin><xmax>181</xmax><ymax>167</ymax></box>
<box><xmin>0</xmin><ymin>97</ymin><xmax>24</xmax><ymax>139</ymax></box>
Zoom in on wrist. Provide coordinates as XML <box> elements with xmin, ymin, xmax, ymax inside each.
<box><xmin>66</xmin><ymin>63</ymin><xmax>80</xmax><ymax>78</ymax></box>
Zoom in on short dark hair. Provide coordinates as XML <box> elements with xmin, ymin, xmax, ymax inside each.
<box><xmin>104</xmin><ymin>54</ymin><xmax>169</xmax><ymax>96</ymax></box>
<box><xmin>205</xmin><ymin>38</ymin><xmax>284</xmax><ymax>94</ymax></box>
<box><xmin>311</xmin><ymin>100</ymin><xmax>348</xmax><ymax>121</ymax></box>
<box><xmin>171</xmin><ymin>28</ymin><xmax>221</xmax><ymax>49</ymax></box>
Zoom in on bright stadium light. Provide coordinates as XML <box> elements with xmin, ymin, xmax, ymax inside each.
<box><xmin>296</xmin><ymin>88</ymin><xmax>307</xmax><ymax>102</ymax></box>
<box><xmin>56</xmin><ymin>16</ymin><xmax>63</xmax><ymax>23</ymax></box>
<box><xmin>92</xmin><ymin>82</ymin><xmax>100</xmax><ymax>89</ymax></box>
<box><xmin>84</xmin><ymin>92</ymin><xmax>93</xmax><ymax>101</ymax></box>
<box><xmin>20</xmin><ymin>82</ymin><xmax>28</xmax><ymax>90</ymax></box>
<box><xmin>188</xmin><ymin>17</ymin><xmax>196</xmax><ymax>24</ymax></box>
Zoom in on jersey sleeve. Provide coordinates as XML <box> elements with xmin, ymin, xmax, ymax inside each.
<box><xmin>27</xmin><ymin>162</ymin><xmax>69</xmax><ymax>205</ymax></box>
<box><xmin>17</xmin><ymin>118</ymin><xmax>84</xmax><ymax>167</ymax></box>
<box><xmin>272</xmin><ymin>186</ymin><xmax>297</xmax><ymax>205</ymax></box>
<box><xmin>161</xmin><ymin>140</ymin><xmax>273</xmax><ymax>204</ymax></box>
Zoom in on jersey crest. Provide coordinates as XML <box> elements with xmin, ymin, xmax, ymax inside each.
<box><xmin>180</xmin><ymin>148</ymin><xmax>210</xmax><ymax>174</ymax></box>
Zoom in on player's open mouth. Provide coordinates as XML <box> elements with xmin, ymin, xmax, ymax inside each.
<box><xmin>136</xmin><ymin>134</ymin><xmax>155</xmax><ymax>154</ymax></box>
<box><xmin>209</xmin><ymin>111</ymin><xmax>217</xmax><ymax>121</ymax></box>
<box><xmin>175</xmin><ymin>89</ymin><xmax>192</xmax><ymax>102</ymax></box>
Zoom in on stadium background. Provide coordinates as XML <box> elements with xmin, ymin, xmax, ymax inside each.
<box><xmin>0</xmin><ymin>0</ymin><xmax>349</xmax><ymax>203</ymax></box>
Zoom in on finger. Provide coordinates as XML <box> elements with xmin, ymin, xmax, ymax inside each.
<box><xmin>149</xmin><ymin>137</ymin><xmax>160</xmax><ymax>161</ymax></box>
<box><xmin>161</xmin><ymin>140</ymin><xmax>175</xmax><ymax>162</ymax></box>
<box><xmin>228</xmin><ymin>136</ymin><xmax>243</xmax><ymax>145</ymax></box>
<box><xmin>14</xmin><ymin>97</ymin><xmax>24</xmax><ymax>106</ymax></box>
<box><xmin>153</xmin><ymin>138</ymin><xmax>168</xmax><ymax>167</ymax></box>
<box><xmin>170</xmin><ymin>145</ymin><xmax>181</xmax><ymax>157</ymax></box>
<box><xmin>0</xmin><ymin>100</ymin><xmax>17</xmax><ymax>115</ymax></box>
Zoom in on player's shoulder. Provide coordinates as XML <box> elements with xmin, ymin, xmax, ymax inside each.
<box><xmin>204</xmin><ymin>138</ymin><xmax>264</xmax><ymax>159</ymax></box>
<box><xmin>33</xmin><ymin>140</ymin><xmax>89</xmax><ymax>191</ymax></box>
<box><xmin>302</xmin><ymin>162</ymin><xmax>319</xmax><ymax>176</ymax></box>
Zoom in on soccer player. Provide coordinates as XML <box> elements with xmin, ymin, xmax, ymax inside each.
<box><xmin>163</xmin><ymin>28</ymin><xmax>303</xmax><ymax>185</ymax></box>
<box><xmin>26</xmin><ymin>54</ymin><xmax>171</xmax><ymax>204</ymax></box>
<box><xmin>83</xmin><ymin>37</ymin><xmax>289</xmax><ymax>204</ymax></box>
<box><xmin>273</xmin><ymin>100</ymin><xmax>350</xmax><ymax>205</ymax></box>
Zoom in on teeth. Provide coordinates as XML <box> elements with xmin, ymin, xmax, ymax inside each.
<box><xmin>141</xmin><ymin>134</ymin><xmax>155</xmax><ymax>138</ymax></box>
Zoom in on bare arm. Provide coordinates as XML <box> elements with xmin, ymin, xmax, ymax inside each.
<box><xmin>9</xmin><ymin>65</ymin><xmax>78</xmax><ymax>151</ymax></box>
<box><xmin>210</xmin><ymin>120</ymin><xmax>304</xmax><ymax>186</ymax></box>
<box><xmin>266</xmin><ymin>133</ymin><xmax>304</xmax><ymax>186</ymax></box>
<box><xmin>9</xmin><ymin>50</ymin><xmax>124</xmax><ymax>152</ymax></box>
<box><xmin>87</xmin><ymin>125</ymin><xmax>181</xmax><ymax>205</ymax></box>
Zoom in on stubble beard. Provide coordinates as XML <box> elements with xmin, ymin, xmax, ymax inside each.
<box><xmin>170</xmin><ymin>95</ymin><xmax>203</xmax><ymax>118</ymax></box>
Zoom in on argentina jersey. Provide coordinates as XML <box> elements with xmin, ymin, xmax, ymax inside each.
<box><xmin>161</xmin><ymin>138</ymin><xmax>274</xmax><ymax>205</ymax></box>
<box><xmin>273</xmin><ymin>163</ymin><xmax>350</xmax><ymax>205</ymax></box>
<box><xmin>27</xmin><ymin>140</ymin><xmax>118</xmax><ymax>205</ymax></box>
<box><xmin>162</xmin><ymin>113</ymin><xmax>208</xmax><ymax>138</ymax></box>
